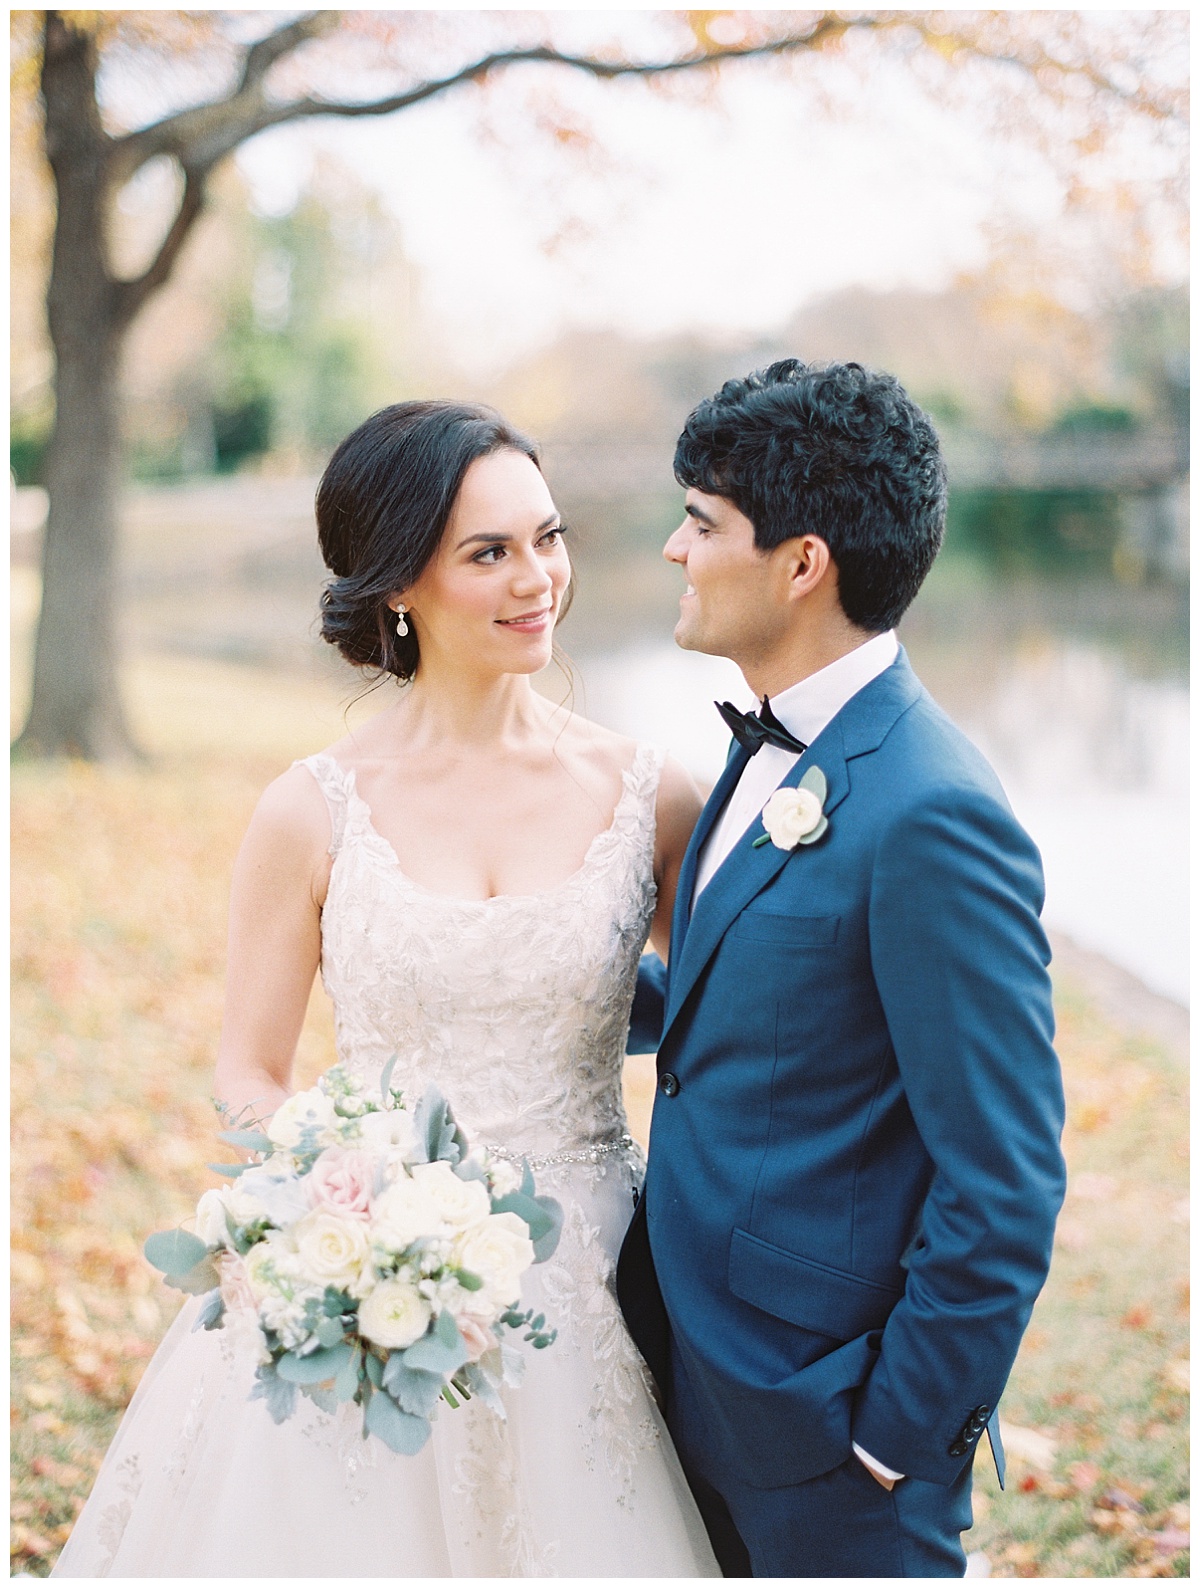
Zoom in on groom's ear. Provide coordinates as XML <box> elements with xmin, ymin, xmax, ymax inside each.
<box><xmin>782</xmin><ymin>535</ymin><xmax>834</xmax><ymax>604</ymax></box>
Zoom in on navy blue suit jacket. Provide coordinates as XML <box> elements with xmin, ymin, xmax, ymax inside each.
<box><xmin>617</xmin><ymin>648</ymin><xmax>1066</xmax><ymax>1492</ymax></box>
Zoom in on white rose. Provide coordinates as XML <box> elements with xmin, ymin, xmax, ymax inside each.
<box><xmin>267</xmin><ymin>1088</ymin><xmax>340</xmax><ymax>1150</ymax></box>
<box><xmin>370</xmin><ymin>1174</ymin><xmax>432</xmax><ymax>1254</ymax></box>
<box><xmin>355</xmin><ymin>1108</ymin><xmax>420</xmax><ymax>1163</ymax></box>
<box><xmin>357</xmin><ymin>1279</ymin><xmax>432</xmax><ymax>1350</ymax></box>
<box><xmin>453</xmin><ymin>1212</ymin><xmax>535</xmax><ymax>1310</ymax></box>
<box><xmin>291</xmin><ymin>1209</ymin><xmax>373</xmax><ymax>1295</ymax></box>
<box><xmin>224</xmin><ymin>1176</ymin><xmax>276</xmax><ymax>1227</ymax></box>
<box><xmin>194</xmin><ymin>1188</ymin><xmax>232</xmax><ymax>1248</ymax></box>
<box><xmin>411</xmin><ymin>1161</ymin><xmax>491</xmax><ymax>1231</ymax></box>
<box><xmin>761</xmin><ymin>786</ymin><xmax>824</xmax><ymax>850</ymax></box>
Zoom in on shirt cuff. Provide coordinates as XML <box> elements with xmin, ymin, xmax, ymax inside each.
<box><xmin>852</xmin><ymin>1442</ymin><xmax>906</xmax><ymax>1483</ymax></box>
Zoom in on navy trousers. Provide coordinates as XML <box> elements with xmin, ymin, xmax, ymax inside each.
<box><xmin>668</xmin><ymin>1338</ymin><xmax>974</xmax><ymax>1578</ymax></box>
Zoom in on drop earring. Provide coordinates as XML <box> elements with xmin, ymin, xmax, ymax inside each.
<box><xmin>394</xmin><ymin>605</ymin><xmax>409</xmax><ymax>638</ymax></box>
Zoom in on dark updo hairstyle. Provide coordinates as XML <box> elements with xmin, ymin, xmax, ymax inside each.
<box><xmin>317</xmin><ymin>400</ymin><xmax>541</xmax><ymax>680</ymax></box>
<box><xmin>674</xmin><ymin>359</ymin><xmax>947</xmax><ymax>631</ymax></box>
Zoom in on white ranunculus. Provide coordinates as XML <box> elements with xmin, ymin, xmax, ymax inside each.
<box><xmin>453</xmin><ymin>1212</ymin><xmax>535</xmax><ymax>1310</ymax></box>
<box><xmin>355</xmin><ymin>1108</ymin><xmax>420</xmax><ymax>1163</ymax></box>
<box><xmin>370</xmin><ymin>1174</ymin><xmax>432</xmax><ymax>1254</ymax></box>
<box><xmin>291</xmin><ymin>1209</ymin><xmax>372</xmax><ymax>1294</ymax></box>
<box><xmin>761</xmin><ymin>786</ymin><xmax>824</xmax><ymax>850</ymax></box>
<box><xmin>411</xmin><ymin>1161</ymin><xmax>491</xmax><ymax>1231</ymax></box>
<box><xmin>194</xmin><ymin>1188</ymin><xmax>232</xmax><ymax>1248</ymax></box>
<box><xmin>356</xmin><ymin>1279</ymin><xmax>432</xmax><ymax>1350</ymax></box>
<box><xmin>267</xmin><ymin>1088</ymin><xmax>340</xmax><ymax>1150</ymax></box>
<box><xmin>234</xmin><ymin>1166</ymin><xmax>310</xmax><ymax>1228</ymax></box>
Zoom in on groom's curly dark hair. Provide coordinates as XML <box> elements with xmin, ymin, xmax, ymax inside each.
<box><xmin>674</xmin><ymin>359</ymin><xmax>947</xmax><ymax>632</ymax></box>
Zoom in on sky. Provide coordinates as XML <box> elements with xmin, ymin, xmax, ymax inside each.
<box><xmin>102</xmin><ymin>10</ymin><xmax>1185</xmax><ymax>377</ymax></box>
<box><xmin>228</xmin><ymin>26</ymin><xmax>1071</xmax><ymax>373</ymax></box>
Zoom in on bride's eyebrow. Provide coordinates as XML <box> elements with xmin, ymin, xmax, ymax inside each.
<box><xmin>454</xmin><ymin>515</ymin><xmax>560</xmax><ymax>551</ymax></box>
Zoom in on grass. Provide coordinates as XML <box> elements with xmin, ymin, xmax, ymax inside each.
<box><xmin>10</xmin><ymin>652</ymin><xmax>1189</xmax><ymax>1577</ymax></box>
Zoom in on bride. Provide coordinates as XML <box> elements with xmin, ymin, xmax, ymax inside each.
<box><xmin>53</xmin><ymin>401</ymin><xmax>718</xmax><ymax>1577</ymax></box>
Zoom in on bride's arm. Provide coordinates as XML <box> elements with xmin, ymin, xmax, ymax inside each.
<box><xmin>649</xmin><ymin>756</ymin><xmax>704</xmax><ymax>961</ymax></box>
<box><xmin>213</xmin><ymin>767</ymin><xmax>333</xmax><ymax>1127</ymax></box>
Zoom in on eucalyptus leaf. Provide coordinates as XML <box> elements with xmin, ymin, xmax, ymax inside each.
<box><xmin>519</xmin><ymin>1160</ymin><xmax>536</xmax><ymax>1198</ymax></box>
<box><xmin>530</xmin><ymin>1196</ymin><xmax>563</xmax><ymax>1262</ymax></box>
<box><xmin>163</xmin><ymin>1255</ymin><xmax>221</xmax><ymax>1296</ymax></box>
<box><xmin>144</xmin><ymin>1227</ymin><xmax>208</xmax><ymax>1276</ymax></box>
<box><xmin>490</xmin><ymin>1190</ymin><xmax>556</xmax><ymax>1246</ymax></box>
<box><xmin>797</xmin><ymin>814</ymin><xmax>829</xmax><ymax>846</ymax></box>
<box><xmin>798</xmin><ymin>764</ymin><xmax>828</xmax><ymax>802</ymax></box>
<box><xmin>364</xmin><ymin>1351</ymin><xmax>385</xmax><ymax>1389</ymax></box>
<box><xmin>334</xmin><ymin>1344</ymin><xmax>361</xmax><ymax>1403</ymax></box>
<box><xmin>364</xmin><ymin>1390</ymin><xmax>431</xmax><ymax>1455</ymax></box>
<box><xmin>207</xmin><ymin>1161</ymin><xmax>251</xmax><ymax>1178</ymax></box>
<box><xmin>191</xmin><ymin>1288</ymin><xmax>225</xmax><ymax>1332</ymax></box>
<box><xmin>276</xmin><ymin>1343</ymin><xmax>354</xmax><ymax>1385</ymax></box>
<box><xmin>379</xmin><ymin>1052</ymin><xmax>399</xmax><ymax>1102</ymax></box>
<box><xmin>216</xmin><ymin>1128</ymin><xmax>274</xmax><ymax>1153</ymax></box>
<box><xmin>250</xmin><ymin>1362</ymin><xmax>297</xmax><ymax>1423</ymax></box>
<box><xmin>314</xmin><ymin>1315</ymin><xmax>346</xmax><ymax>1349</ymax></box>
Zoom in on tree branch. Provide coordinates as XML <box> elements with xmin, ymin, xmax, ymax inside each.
<box><xmin>112</xmin><ymin>168</ymin><xmax>208</xmax><ymax>325</ymax></box>
<box><xmin>107</xmin><ymin>14</ymin><xmax>861</xmax><ymax>185</ymax></box>
<box><xmin>238</xmin><ymin>10</ymin><xmax>336</xmax><ymax>94</ymax></box>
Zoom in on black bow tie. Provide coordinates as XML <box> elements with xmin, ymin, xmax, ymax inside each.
<box><xmin>715</xmin><ymin>697</ymin><xmax>808</xmax><ymax>757</ymax></box>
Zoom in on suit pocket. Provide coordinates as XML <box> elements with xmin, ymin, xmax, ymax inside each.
<box><xmin>728</xmin><ymin>911</ymin><xmax>840</xmax><ymax>948</ymax></box>
<box><xmin>728</xmin><ymin>1227</ymin><xmax>901</xmax><ymax>1341</ymax></box>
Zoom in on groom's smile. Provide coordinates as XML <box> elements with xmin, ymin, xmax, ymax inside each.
<box><xmin>664</xmin><ymin>488</ymin><xmax>790</xmax><ymax>671</ymax></box>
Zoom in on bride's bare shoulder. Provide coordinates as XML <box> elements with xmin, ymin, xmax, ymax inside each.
<box><xmin>242</xmin><ymin>758</ymin><xmax>334</xmax><ymax>861</ymax></box>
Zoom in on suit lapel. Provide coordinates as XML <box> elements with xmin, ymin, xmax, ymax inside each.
<box><xmin>660</xmin><ymin>648</ymin><xmax>922</xmax><ymax>1047</ymax></box>
<box><xmin>667</xmin><ymin>741</ymin><xmax>749</xmax><ymax>965</ymax></box>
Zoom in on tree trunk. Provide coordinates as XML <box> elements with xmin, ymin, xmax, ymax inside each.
<box><xmin>14</xmin><ymin>14</ymin><xmax>140</xmax><ymax>760</ymax></box>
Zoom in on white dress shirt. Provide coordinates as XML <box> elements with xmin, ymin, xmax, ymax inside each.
<box><xmin>692</xmin><ymin>627</ymin><xmax>905</xmax><ymax>1487</ymax></box>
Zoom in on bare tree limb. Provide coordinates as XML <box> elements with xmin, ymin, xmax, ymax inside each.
<box><xmin>107</xmin><ymin>14</ymin><xmax>862</xmax><ymax>186</ymax></box>
<box><xmin>238</xmin><ymin>10</ymin><xmax>336</xmax><ymax>94</ymax></box>
<box><xmin>113</xmin><ymin>168</ymin><xmax>208</xmax><ymax>323</ymax></box>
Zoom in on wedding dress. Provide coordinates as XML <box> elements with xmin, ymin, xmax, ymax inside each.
<box><xmin>53</xmin><ymin>743</ymin><xmax>718</xmax><ymax>1578</ymax></box>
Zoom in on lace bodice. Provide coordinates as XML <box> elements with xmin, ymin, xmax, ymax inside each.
<box><xmin>301</xmin><ymin>744</ymin><xmax>663</xmax><ymax>1163</ymax></box>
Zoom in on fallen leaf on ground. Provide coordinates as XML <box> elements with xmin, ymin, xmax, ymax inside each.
<box><xmin>1001</xmin><ymin>1422</ymin><xmax>1058</xmax><ymax>1471</ymax></box>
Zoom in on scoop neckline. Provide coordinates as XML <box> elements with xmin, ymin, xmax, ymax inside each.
<box><xmin>315</xmin><ymin>744</ymin><xmax>652</xmax><ymax>907</ymax></box>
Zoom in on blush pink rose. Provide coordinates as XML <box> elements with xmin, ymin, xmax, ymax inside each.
<box><xmin>307</xmin><ymin>1147</ymin><xmax>375</xmax><ymax>1220</ymax></box>
<box><xmin>457</xmin><ymin>1315</ymin><xmax>498</xmax><ymax>1362</ymax></box>
<box><xmin>215</xmin><ymin>1251</ymin><xmax>258</xmax><ymax>1314</ymax></box>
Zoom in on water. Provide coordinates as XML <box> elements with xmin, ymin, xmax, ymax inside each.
<box><xmin>572</xmin><ymin>637</ymin><xmax>1189</xmax><ymax>1007</ymax></box>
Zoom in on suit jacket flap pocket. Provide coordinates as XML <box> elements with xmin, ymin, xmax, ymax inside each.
<box><xmin>728</xmin><ymin>911</ymin><xmax>840</xmax><ymax>947</ymax></box>
<box><xmin>728</xmin><ymin>1227</ymin><xmax>901</xmax><ymax>1340</ymax></box>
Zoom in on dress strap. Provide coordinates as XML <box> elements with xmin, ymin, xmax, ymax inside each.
<box><xmin>295</xmin><ymin>752</ymin><xmax>352</xmax><ymax>858</ymax></box>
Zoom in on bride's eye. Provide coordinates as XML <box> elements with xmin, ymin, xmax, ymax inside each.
<box><xmin>539</xmin><ymin>524</ymin><xmax>566</xmax><ymax>547</ymax></box>
<box><xmin>472</xmin><ymin>544</ymin><xmax>506</xmax><ymax>565</ymax></box>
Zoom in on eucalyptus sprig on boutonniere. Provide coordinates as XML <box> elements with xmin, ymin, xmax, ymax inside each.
<box><xmin>752</xmin><ymin>766</ymin><xmax>829</xmax><ymax>850</ymax></box>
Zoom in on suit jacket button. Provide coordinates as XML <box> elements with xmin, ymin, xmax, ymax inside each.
<box><xmin>974</xmin><ymin>1404</ymin><xmax>990</xmax><ymax>1419</ymax></box>
<box><xmin>659</xmin><ymin>1072</ymin><xmax>680</xmax><ymax>1097</ymax></box>
<box><xmin>949</xmin><ymin>1441</ymin><xmax>968</xmax><ymax>1458</ymax></box>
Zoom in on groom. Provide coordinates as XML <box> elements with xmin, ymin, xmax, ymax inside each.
<box><xmin>618</xmin><ymin>360</ymin><xmax>1067</xmax><ymax>1577</ymax></box>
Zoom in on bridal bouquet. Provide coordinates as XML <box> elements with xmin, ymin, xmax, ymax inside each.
<box><xmin>145</xmin><ymin>1063</ymin><xmax>561</xmax><ymax>1454</ymax></box>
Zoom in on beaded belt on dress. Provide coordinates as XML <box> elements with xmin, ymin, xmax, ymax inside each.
<box><xmin>481</xmin><ymin>1132</ymin><xmax>636</xmax><ymax>1171</ymax></box>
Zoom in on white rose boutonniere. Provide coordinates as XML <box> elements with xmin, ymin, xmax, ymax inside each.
<box><xmin>753</xmin><ymin>766</ymin><xmax>829</xmax><ymax>851</ymax></box>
